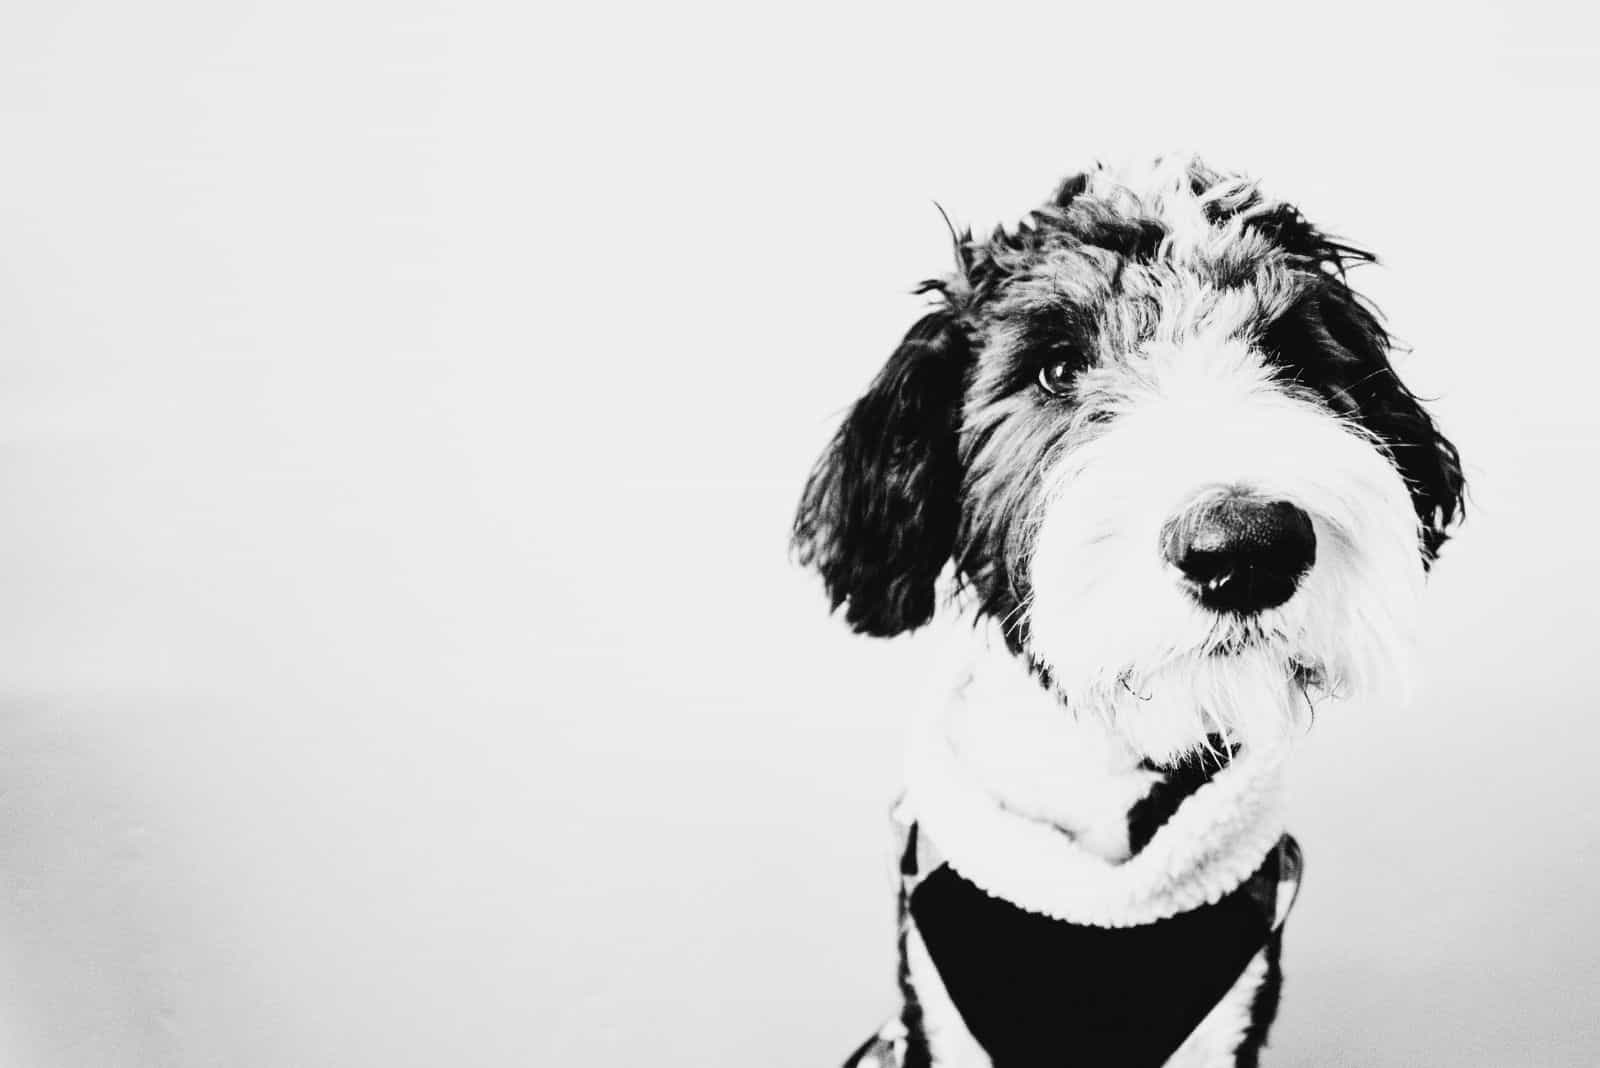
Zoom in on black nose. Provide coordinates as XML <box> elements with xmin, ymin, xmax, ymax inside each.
<box><xmin>1161</xmin><ymin>497</ymin><xmax>1317</xmax><ymax>614</ymax></box>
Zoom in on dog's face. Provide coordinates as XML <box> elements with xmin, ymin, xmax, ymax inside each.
<box><xmin>794</xmin><ymin>158</ymin><xmax>1464</xmax><ymax>763</ymax></box>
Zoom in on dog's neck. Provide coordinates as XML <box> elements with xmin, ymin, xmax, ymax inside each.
<box><xmin>904</xmin><ymin>628</ymin><xmax>1290</xmax><ymax>926</ymax></box>
<box><xmin>937</xmin><ymin>643</ymin><xmax>1179</xmax><ymax>864</ymax></box>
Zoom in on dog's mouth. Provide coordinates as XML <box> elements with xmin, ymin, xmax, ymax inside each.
<box><xmin>1204</xmin><ymin>621</ymin><xmax>1277</xmax><ymax>657</ymax></box>
<box><xmin>1289</xmin><ymin>659</ymin><xmax>1328</xmax><ymax>691</ymax></box>
<box><xmin>1202</xmin><ymin>640</ymin><xmax>1326</xmax><ymax>687</ymax></box>
<box><xmin>1206</xmin><ymin>636</ymin><xmax>1254</xmax><ymax>658</ymax></box>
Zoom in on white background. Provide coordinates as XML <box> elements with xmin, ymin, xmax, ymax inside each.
<box><xmin>1</xmin><ymin>2</ymin><xmax>1596</xmax><ymax>1065</ymax></box>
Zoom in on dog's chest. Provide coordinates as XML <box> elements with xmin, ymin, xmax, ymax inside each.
<box><xmin>901</xmin><ymin>843</ymin><xmax>1288</xmax><ymax>1067</ymax></box>
<box><xmin>899</xmin><ymin>936</ymin><xmax>1278</xmax><ymax>1068</ymax></box>
<box><xmin>867</xmin><ymin>659</ymin><xmax>1298</xmax><ymax>1067</ymax></box>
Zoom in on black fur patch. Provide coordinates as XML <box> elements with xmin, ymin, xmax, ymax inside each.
<box><xmin>1258</xmin><ymin>285</ymin><xmax>1465</xmax><ymax>564</ymax></box>
<box><xmin>792</xmin><ymin>311</ymin><xmax>970</xmax><ymax>635</ymax></box>
<box><xmin>1126</xmin><ymin>738</ymin><xmax>1240</xmax><ymax>854</ymax></box>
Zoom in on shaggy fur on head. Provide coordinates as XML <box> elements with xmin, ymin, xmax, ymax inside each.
<box><xmin>794</xmin><ymin>157</ymin><xmax>1464</xmax><ymax>764</ymax></box>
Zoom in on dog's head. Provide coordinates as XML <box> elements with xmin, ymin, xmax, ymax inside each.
<box><xmin>794</xmin><ymin>158</ymin><xmax>1464</xmax><ymax>763</ymax></box>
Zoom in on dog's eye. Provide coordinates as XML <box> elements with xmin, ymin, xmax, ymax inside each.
<box><xmin>1037</xmin><ymin>359</ymin><xmax>1076</xmax><ymax>397</ymax></box>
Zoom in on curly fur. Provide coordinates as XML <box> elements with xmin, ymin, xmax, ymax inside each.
<box><xmin>793</xmin><ymin>157</ymin><xmax>1464</xmax><ymax>650</ymax></box>
<box><xmin>793</xmin><ymin>311</ymin><xmax>970</xmax><ymax>635</ymax></box>
<box><xmin>794</xmin><ymin>155</ymin><xmax>1465</xmax><ymax>1067</ymax></box>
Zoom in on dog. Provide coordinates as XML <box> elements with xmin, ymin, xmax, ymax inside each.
<box><xmin>793</xmin><ymin>157</ymin><xmax>1464</xmax><ymax>1067</ymax></box>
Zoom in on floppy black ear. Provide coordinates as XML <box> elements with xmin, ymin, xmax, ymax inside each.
<box><xmin>1314</xmin><ymin>285</ymin><xmax>1466</xmax><ymax>564</ymax></box>
<box><xmin>792</xmin><ymin>309</ymin><xmax>971</xmax><ymax>635</ymax></box>
<box><xmin>1250</xmin><ymin>204</ymin><xmax>1466</xmax><ymax>565</ymax></box>
<box><xmin>1266</xmin><ymin>276</ymin><xmax>1466</xmax><ymax>565</ymax></box>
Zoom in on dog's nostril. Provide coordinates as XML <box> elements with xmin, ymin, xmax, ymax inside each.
<box><xmin>1161</xmin><ymin>497</ymin><xmax>1317</xmax><ymax>614</ymax></box>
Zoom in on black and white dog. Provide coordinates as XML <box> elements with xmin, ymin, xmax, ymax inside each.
<box><xmin>794</xmin><ymin>158</ymin><xmax>1464</xmax><ymax>1067</ymax></box>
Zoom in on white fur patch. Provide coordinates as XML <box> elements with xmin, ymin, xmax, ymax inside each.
<box><xmin>1081</xmin><ymin>157</ymin><xmax>1269</xmax><ymax>264</ymax></box>
<box><xmin>1027</xmin><ymin>337</ymin><xmax>1424</xmax><ymax>764</ymax></box>
<box><xmin>943</xmin><ymin>636</ymin><xmax>1158</xmax><ymax>862</ymax></box>
<box><xmin>901</xmin><ymin>650</ymin><xmax>1289</xmax><ymax>928</ymax></box>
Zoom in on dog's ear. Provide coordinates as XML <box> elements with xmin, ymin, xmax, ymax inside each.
<box><xmin>1266</xmin><ymin>272</ymin><xmax>1466</xmax><ymax>565</ymax></box>
<box><xmin>1314</xmin><ymin>284</ymin><xmax>1465</xmax><ymax>564</ymax></box>
<box><xmin>1252</xmin><ymin>205</ymin><xmax>1466</xmax><ymax>565</ymax></box>
<box><xmin>792</xmin><ymin>309</ymin><xmax>970</xmax><ymax>635</ymax></box>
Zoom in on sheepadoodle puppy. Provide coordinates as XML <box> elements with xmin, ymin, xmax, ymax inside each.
<box><xmin>793</xmin><ymin>157</ymin><xmax>1464</xmax><ymax>1068</ymax></box>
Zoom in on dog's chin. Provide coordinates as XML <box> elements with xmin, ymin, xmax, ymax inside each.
<box><xmin>1038</xmin><ymin>640</ymin><xmax>1314</xmax><ymax>767</ymax></box>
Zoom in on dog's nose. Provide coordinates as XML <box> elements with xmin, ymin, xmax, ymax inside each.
<box><xmin>1161</xmin><ymin>497</ymin><xmax>1316</xmax><ymax>614</ymax></box>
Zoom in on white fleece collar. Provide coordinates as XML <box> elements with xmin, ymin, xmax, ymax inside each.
<box><xmin>900</xmin><ymin>668</ymin><xmax>1290</xmax><ymax>929</ymax></box>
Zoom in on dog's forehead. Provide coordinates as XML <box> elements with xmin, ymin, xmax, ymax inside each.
<box><xmin>968</xmin><ymin>158</ymin><xmax>1310</xmax><ymax>361</ymax></box>
<box><xmin>1079</xmin><ymin>157</ymin><xmax>1259</xmax><ymax>255</ymax></box>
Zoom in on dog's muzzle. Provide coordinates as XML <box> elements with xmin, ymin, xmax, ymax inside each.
<box><xmin>1162</xmin><ymin>494</ymin><xmax>1317</xmax><ymax>614</ymax></box>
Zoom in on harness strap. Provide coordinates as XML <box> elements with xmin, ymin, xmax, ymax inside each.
<box><xmin>889</xmin><ymin>828</ymin><xmax>1300</xmax><ymax>1068</ymax></box>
